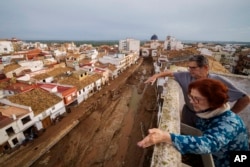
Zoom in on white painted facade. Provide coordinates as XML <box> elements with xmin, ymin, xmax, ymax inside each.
<box><xmin>0</xmin><ymin>54</ymin><xmax>24</xmax><ymax>65</ymax></box>
<box><xmin>198</xmin><ymin>48</ymin><xmax>213</xmax><ymax>56</ymax></box>
<box><xmin>0</xmin><ymin>101</ymin><xmax>35</xmax><ymax>148</ymax></box>
<box><xmin>18</xmin><ymin>60</ymin><xmax>44</xmax><ymax>72</ymax></box>
<box><xmin>85</xmin><ymin>82</ymin><xmax>95</xmax><ymax>98</ymax></box>
<box><xmin>94</xmin><ymin>67</ymin><xmax>110</xmax><ymax>85</ymax></box>
<box><xmin>34</xmin><ymin>100</ymin><xmax>66</xmax><ymax>130</ymax></box>
<box><xmin>163</xmin><ymin>36</ymin><xmax>183</xmax><ymax>50</ymax></box>
<box><xmin>119</xmin><ymin>38</ymin><xmax>140</xmax><ymax>52</ymax></box>
<box><xmin>94</xmin><ymin>77</ymin><xmax>102</xmax><ymax>91</ymax></box>
<box><xmin>99</xmin><ymin>54</ymin><xmax>127</xmax><ymax>71</ymax></box>
<box><xmin>76</xmin><ymin>87</ymin><xmax>89</xmax><ymax>104</ymax></box>
<box><xmin>0</xmin><ymin>41</ymin><xmax>14</xmax><ymax>54</ymax></box>
<box><xmin>85</xmin><ymin>49</ymin><xmax>98</xmax><ymax>59</ymax></box>
<box><xmin>141</xmin><ymin>48</ymin><xmax>150</xmax><ymax>57</ymax></box>
<box><xmin>222</xmin><ymin>44</ymin><xmax>236</xmax><ymax>52</ymax></box>
<box><xmin>151</xmin><ymin>50</ymin><xmax>158</xmax><ymax>57</ymax></box>
<box><xmin>34</xmin><ymin>42</ymin><xmax>48</xmax><ymax>50</ymax></box>
<box><xmin>53</xmin><ymin>50</ymin><xmax>67</xmax><ymax>57</ymax></box>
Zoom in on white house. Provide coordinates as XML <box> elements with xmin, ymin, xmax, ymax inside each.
<box><xmin>222</xmin><ymin>44</ymin><xmax>236</xmax><ymax>53</ymax></box>
<box><xmin>53</xmin><ymin>49</ymin><xmax>67</xmax><ymax>57</ymax></box>
<box><xmin>0</xmin><ymin>41</ymin><xmax>14</xmax><ymax>55</ymax></box>
<box><xmin>1</xmin><ymin>54</ymin><xmax>24</xmax><ymax>65</ymax></box>
<box><xmin>91</xmin><ymin>74</ymin><xmax>102</xmax><ymax>91</ymax></box>
<box><xmin>0</xmin><ymin>101</ymin><xmax>35</xmax><ymax>150</ymax></box>
<box><xmin>94</xmin><ymin>67</ymin><xmax>110</xmax><ymax>85</ymax></box>
<box><xmin>18</xmin><ymin>60</ymin><xmax>44</xmax><ymax>72</ymax></box>
<box><xmin>86</xmin><ymin>49</ymin><xmax>98</xmax><ymax>60</ymax></box>
<box><xmin>98</xmin><ymin>54</ymin><xmax>127</xmax><ymax>73</ymax></box>
<box><xmin>3</xmin><ymin>60</ymin><xmax>44</xmax><ymax>78</ymax></box>
<box><xmin>0</xmin><ymin>88</ymin><xmax>66</xmax><ymax>132</ymax></box>
<box><xmin>197</xmin><ymin>48</ymin><xmax>213</xmax><ymax>56</ymax></box>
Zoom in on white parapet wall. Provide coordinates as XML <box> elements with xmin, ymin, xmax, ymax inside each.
<box><xmin>150</xmin><ymin>78</ymin><xmax>182</xmax><ymax>167</ymax></box>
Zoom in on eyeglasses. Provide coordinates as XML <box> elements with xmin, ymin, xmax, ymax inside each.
<box><xmin>188</xmin><ymin>66</ymin><xmax>199</xmax><ymax>71</ymax></box>
<box><xmin>188</xmin><ymin>95</ymin><xmax>206</xmax><ymax>104</ymax></box>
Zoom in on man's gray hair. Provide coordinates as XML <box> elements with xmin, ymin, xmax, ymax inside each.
<box><xmin>189</xmin><ymin>55</ymin><xmax>209</xmax><ymax>67</ymax></box>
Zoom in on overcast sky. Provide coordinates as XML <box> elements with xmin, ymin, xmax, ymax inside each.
<box><xmin>1</xmin><ymin>0</ymin><xmax>250</xmax><ymax>42</ymax></box>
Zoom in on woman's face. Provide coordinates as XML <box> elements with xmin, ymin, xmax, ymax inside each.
<box><xmin>189</xmin><ymin>88</ymin><xmax>210</xmax><ymax>112</ymax></box>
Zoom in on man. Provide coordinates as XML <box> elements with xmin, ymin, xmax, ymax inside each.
<box><xmin>145</xmin><ymin>55</ymin><xmax>250</xmax><ymax>127</ymax></box>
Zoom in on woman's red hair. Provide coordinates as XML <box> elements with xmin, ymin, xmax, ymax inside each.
<box><xmin>188</xmin><ymin>78</ymin><xmax>229</xmax><ymax>109</ymax></box>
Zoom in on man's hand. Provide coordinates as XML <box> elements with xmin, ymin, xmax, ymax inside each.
<box><xmin>144</xmin><ymin>70</ymin><xmax>173</xmax><ymax>85</ymax></box>
<box><xmin>144</xmin><ymin>75</ymin><xmax>158</xmax><ymax>85</ymax></box>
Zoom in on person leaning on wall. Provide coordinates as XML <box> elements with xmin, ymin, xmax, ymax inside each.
<box><xmin>138</xmin><ymin>78</ymin><xmax>249</xmax><ymax>167</ymax></box>
<box><xmin>144</xmin><ymin>54</ymin><xmax>250</xmax><ymax>127</ymax></box>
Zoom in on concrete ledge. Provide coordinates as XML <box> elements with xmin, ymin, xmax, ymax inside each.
<box><xmin>151</xmin><ymin>79</ymin><xmax>181</xmax><ymax>167</ymax></box>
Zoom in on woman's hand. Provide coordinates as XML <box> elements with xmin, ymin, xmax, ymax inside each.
<box><xmin>137</xmin><ymin>128</ymin><xmax>171</xmax><ymax>148</ymax></box>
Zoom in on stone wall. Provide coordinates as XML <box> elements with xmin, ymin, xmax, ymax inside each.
<box><xmin>150</xmin><ymin>78</ymin><xmax>182</xmax><ymax>167</ymax></box>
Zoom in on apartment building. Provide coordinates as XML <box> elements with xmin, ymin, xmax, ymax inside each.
<box><xmin>119</xmin><ymin>38</ymin><xmax>140</xmax><ymax>53</ymax></box>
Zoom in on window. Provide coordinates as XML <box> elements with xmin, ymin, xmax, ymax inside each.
<box><xmin>21</xmin><ymin>116</ymin><xmax>31</xmax><ymax>125</ymax></box>
<box><xmin>67</xmin><ymin>96</ymin><xmax>72</xmax><ymax>101</ymax></box>
<box><xmin>12</xmin><ymin>138</ymin><xmax>18</xmax><ymax>145</ymax></box>
<box><xmin>4</xmin><ymin>143</ymin><xmax>10</xmax><ymax>150</ymax></box>
<box><xmin>6</xmin><ymin>127</ymin><xmax>15</xmax><ymax>136</ymax></box>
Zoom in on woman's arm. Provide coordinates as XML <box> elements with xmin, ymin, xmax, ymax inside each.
<box><xmin>137</xmin><ymin>128</ymin><xmax>172</xmax><ymax>148</ymax></box>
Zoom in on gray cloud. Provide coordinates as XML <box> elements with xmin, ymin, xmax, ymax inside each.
<box><xmin>1</xmin><ymin>0</ymin><xmax>250</xmax><ymax>41</ymax></box>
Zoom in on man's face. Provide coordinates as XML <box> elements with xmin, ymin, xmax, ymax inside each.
<box><xmin>188</xmin><ymin>61</ymin><xmax>208</xmax><ymax>79</ymax></box>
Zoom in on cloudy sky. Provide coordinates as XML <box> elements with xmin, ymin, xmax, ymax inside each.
<box><xmin>1</xmin><ymin>0</ymin><xmax>250</xmax><ymax>42</ymax></box>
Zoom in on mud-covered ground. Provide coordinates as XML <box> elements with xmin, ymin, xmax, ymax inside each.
<box><xmin>30</xmin><ymin>58</ymin><xmax>157</xmax><ymax>167</ymax></box>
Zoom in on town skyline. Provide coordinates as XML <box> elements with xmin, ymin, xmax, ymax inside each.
<box><xmin>1</xmin><ymin>0</ymin><xmax>250</xmax><ymax>42</ymax></box>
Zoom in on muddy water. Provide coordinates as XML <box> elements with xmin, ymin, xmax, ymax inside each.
<box><xmin>104</xmin><ymin>85</ymin><xmax>143</xmax><ymax>167</ymax></box>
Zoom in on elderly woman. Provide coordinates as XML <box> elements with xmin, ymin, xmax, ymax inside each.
<box><xmin>137</xmin><ymin>78</ymin><xmax>249</xmax><ymax>167</ymax></box>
